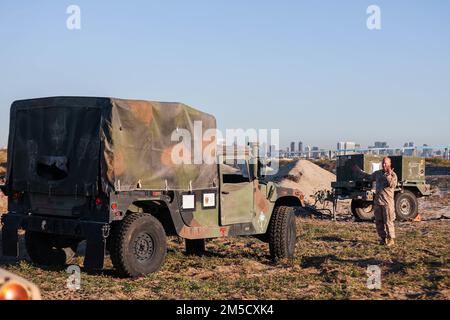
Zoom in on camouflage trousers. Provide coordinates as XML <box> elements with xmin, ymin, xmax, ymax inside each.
<box><xmin>374</xmin><ymin>204</ymin><xmax>396</xmax><ymax>240</ymax></box>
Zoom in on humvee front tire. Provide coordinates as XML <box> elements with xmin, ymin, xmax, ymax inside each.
<box><xmin>25</xmin><ymin>231</ymin><xmax>79</xmax><ymax>267</ymax></box>
<box><xmin>109</xmin><ymin>213</ymin><xmax>167</xmax><ymax>278</ymax></box>
<box><xmin>268</xmin><ymin>206</ymin><xmax>297</xmax><ymax>261</ymax></box>
<box><xmin>351</xmin><ymin>200</ymin><xmax>375</xmax><ymax>221</ymax></box>
<box><xmin>395</xmin><ymin>190</ymin><xmax>418</xmax><ymax>221</ymax></box>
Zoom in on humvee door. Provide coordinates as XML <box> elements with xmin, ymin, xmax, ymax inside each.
<box><xmin>219</xmin><ymin>161</ymin><xmax>254</xmax><ymax>225</ymax></box>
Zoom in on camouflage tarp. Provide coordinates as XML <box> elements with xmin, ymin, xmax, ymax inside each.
<box><xmin>7</xmin><ymin>97</ymin><xmax>218</xmax><ymax>196</ymax></box>
<box><xmin>104</xmin><ymin>98</ymin><xmax>218</xmax><ymax>192</ymax></box>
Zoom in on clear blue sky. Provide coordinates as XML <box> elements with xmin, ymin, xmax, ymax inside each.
<box><xmin>0</xmin><ymin>0</ymin><xmax>449</xmax><ymax>150</ymax></box>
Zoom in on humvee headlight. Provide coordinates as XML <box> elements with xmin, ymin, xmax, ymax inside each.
<box><xmin>0</xmin><ymin>282</ymin><xmax>30</xmax><ymax>300</ymax></box>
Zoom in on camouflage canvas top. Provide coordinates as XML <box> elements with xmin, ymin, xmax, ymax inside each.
<box><xmin>104</xmin><ymin>98</ymin><xmax>218</xmax><ymax>192</ymax></box>
<box><xmin>7</xmin><ymin>97</ymin><xmax>218</xmax><ymax>196</ymax></box>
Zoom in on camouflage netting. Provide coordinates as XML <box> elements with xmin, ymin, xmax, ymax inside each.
<box><xmin>7</xmin><ymin>97</ymin><xmax>218</xmax><ymax>196</ymax></box>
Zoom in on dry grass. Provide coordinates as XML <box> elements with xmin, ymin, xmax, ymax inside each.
<box><xmin>312</xmin><ymin>159</ymin><xmax>336</xmax><ymax>173</ymax></box>
<box><xmin>0</xmin><ymin>149</ymin><xmax>448</xmax><ymax>300</ymax></box>
<box><xmin>426</xmin><ymin>158</ymin><xmax>450</xmax><ymax>167</ymax></box>
<box><xmin>1</xmin><ymin>213</ymin><xmax>448</xmax><ymax>300</ymax></box>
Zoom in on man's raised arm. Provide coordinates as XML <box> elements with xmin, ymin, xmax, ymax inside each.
<box><xmin>352</xmin><ymin>165</ymin><xmax>375</xmax><ymax>181</ymax></box>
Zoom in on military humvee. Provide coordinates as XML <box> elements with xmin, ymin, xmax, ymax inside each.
<box><xmin>332</xmin><ymin>154</ymin><xmax>431</xmax><ymax>221</ymax></box>
<box><xmin>0</xmin><ymin>97</ymin><xmax>303</xmax><ymax>277</ymax></box>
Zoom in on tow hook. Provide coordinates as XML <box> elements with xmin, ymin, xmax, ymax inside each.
<box><xmin>102</xmin><ymin>224</ymin><xmax>110</xmax><ymax>239</ymax></box>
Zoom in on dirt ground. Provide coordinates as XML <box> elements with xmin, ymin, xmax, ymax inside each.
<box><xmin>0</xmin><ymin>153</ymin><xmax>448</xmax><ymax>300</ymax></box>
<box><xmin>0</xmin><ymin>209</ymin><xmax>448</xmax><ymax>300</ymax></box>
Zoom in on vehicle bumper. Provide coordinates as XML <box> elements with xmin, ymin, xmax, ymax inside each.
<box><xmin>1</xmin><ymin>213</ymin><xmax>108</xmax><ymax>270</ymax></box>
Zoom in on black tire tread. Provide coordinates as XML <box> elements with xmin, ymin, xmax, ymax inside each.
<box><xmin>351</xmin><ymin>200</ymin><xmax>375</xmax><ymax>221</ymax></box>
<box><xmin>109</xmin><ymin>213</ymin><xmax>166</xmax><ymax>277</ymax></box>
<box><xmin>268</xmin><ymin>206</ymin><xmax>296</xmax><ymax>261</ymax></box>
<box><xmin>395</xmin><ymin>190</ymin><xmax>418</xmax><ymax>221</ymax></box>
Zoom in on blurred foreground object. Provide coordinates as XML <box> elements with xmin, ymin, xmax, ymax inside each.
<box><xmin>0</xmin><ymin>268</ymin><xmax>41</xmax><ymax>300</ymax></box>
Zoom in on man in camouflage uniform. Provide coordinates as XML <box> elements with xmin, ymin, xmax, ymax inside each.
<box><xmin>356</xmin><ymin>157</ymin><xmax>398</xmax><ymax>247</ymax></box>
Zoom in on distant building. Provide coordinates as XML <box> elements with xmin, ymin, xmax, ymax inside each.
<box><xmin>305</xmin><ymin>146</ymin><xmax>311</xmax><ymax>159</ymax></box>
<box><xmin>298</xmin><ymin>141</ymin><xmax>303</xmax><ymax>154</ymax></box>
<box><xmin>374</xmin><ymin>141</ymin><xmax>388</xmax><ymax>149</ymax></box>
<box><xmin>368</xmin><ymin>141</ymin><xmax>389</xmax><ymax>155</ymax></box>
<box><xmin>337</xmin><ymin>141</ymin><xmax>356</xmax><ymax>155</ymax></box>
<box><xmin>403</xmin><ymin>141</ymin><xmax>416</xmax><ymax>156</ymax></box>
<box><xmin>290</xmin><ymin>142</ymin><xmax>295</xmax><ymax>153</ymax></box>
<box><xmin>421</xmin><ymin>144</ymin><xmax>433</xmax><ymax>158</ymax></box>
<box><xmin>310</xmin><ymin>146</ymin><xmax>319</xmax><ymax>159</ymax></box>
<box><xmin>268</xmin><ymin>145</ymin><xmax>278</xmax><ymax>157</ymax></box>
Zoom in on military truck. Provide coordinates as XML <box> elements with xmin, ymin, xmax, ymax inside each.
<box><xmin>332</xmin><ymin>154</ymin><xmax>431</xmax><ymax>221</ymax></box>
<box><xmin>0</xmin><ymin>97</ymin><xmax>304</xmax><ymax>277</ymax></box>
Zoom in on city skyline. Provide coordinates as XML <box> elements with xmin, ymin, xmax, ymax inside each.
<box><xmin>282</xmin><ymin>140</ymin><xmax>449</xmax><ymax>155</ymax></box>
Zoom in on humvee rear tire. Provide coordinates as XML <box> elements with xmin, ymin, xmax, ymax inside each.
<box><xmin>185</xmin><ymin>239</ymin><xmax>206</xmax><ymax>256</ymax></box>
<box><xmin>109</xmin><ymin>213</ymin><xmax>167</xmax><ymax>278</ymax></box>
<box><xmin>351</xmin><ymin>200</ymin><xmax>375</xmax><ymax>221</ymax></box>
<box><xmin>25</xmin><ymin>231</ymin><xmax>79</xmax><ymax>267</ymax></box>
<box><xmin>395</xmin><ymin>191</ymin><xmax>418</xmax><ymax>221</ymax></box>
<box><xmin>268</xmin><ymin>206</ymin><xmax>296</xmax><ymax>261</ymax></box>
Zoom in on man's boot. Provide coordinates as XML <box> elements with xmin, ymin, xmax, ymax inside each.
<box><xmin>386</xmin><ymin>238</ymin><xmax>395</xmax><ymax>247</ymax></box>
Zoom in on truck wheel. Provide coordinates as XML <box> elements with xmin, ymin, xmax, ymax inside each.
<box><xmin>109</xmin><ymin>213</ymin><xmax>167</xmax><ymax>278</ymax></box>
<box><xmin>268</xmin><ymin>206</ymin><xmax>296</xmax><ymax>261</ymax></box>
<box><xmin>25</xmin><ymin>231</ymin><xmax>79</xmax><ymax>267</ymax></box>
<box><xmin>395</xmin><ymin>191</ymin><xmax>418</xmax><ymax>221</ymax></box>
<box><xmin>351</xmin><ymin>200</ymin><xmax>375</xmax><ymax>221</ymax></box>
<box><xmin>185</xmin><ymin>239</ymin><xmax>206</xmax><ymax>256</ymax></box>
